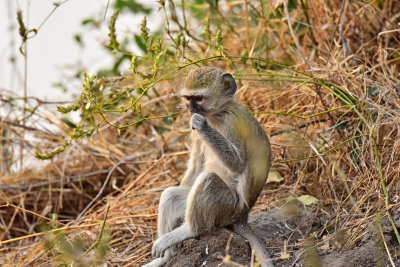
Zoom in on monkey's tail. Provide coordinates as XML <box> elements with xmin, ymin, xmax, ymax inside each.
<box><xmin>233</xmin><ymin>222</ymin><xmax>274</xmax><ymax>267</ymax></box>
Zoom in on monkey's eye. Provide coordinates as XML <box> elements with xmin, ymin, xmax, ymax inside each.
<box><xmin>182</xmin><ymin>95</ymin><xmax>205</xmax><ymax>103</ymax></box>
<box><xmin>193</xmin><ymin>96</ymin><xmax>205</xmax><ymax>103</ymax></box>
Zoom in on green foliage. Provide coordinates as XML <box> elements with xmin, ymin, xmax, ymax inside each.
<box><xmin>34</xmin><ymin>0</ymin><xmax>329</xmax><ymax>160</ymax></box>
<box><xmin>61</xmin><ymin>118</ymin><xmax>77</xmax><ymax>128</ymax></box>
<box><xmin>57</xmin><ymin>103</ymin><xmax>82</xmax><ymax>113</ymax></box>
<box><xmin>186</xmin><ymin>0</ymin><xmax>208</xmax><ymax>19</ymax></box>
<box><xmin>304</xmin><ymin>236</ymin><xmax>322</xmax><ymax>267</ymax></box>
<box><xmin>35</xmin><ymin>144</ymin><xmax>67</xmax><ymax>160</ymax></box>
<box><xmin>215</xmin><ymin>29</ymin><xmax>224</xmax><ymax>56</ymax></box>
<box><xmin>74</xmin><ymin>34</ymin><xmax>84</xmax><ymax>47</ymax></box>
<box><xmin>17</xmin><ymin>10</ymin><xmax>37</xmax><ymax>55</ymax></box>
<box><xmin>81</xmin><ymin>18</ymin><xmax>96</xmax><ymax>25</ymax></box>
<box><xmin>17</xmin><ymin>10</ymin><xmax>28</xmax><ymax>42</ymax></box>
<box><xmin>135</xmin><ymin>35</ymin><xmax>147</xmax><ymax>53</ymax></box>
<box><xmin>42</xmin><ymin>213</ymin><xmax>112</xmax><ymax>267</ymax></box>
<box><xmin>140</xmin><ymin>16</ymin><xmax>149</xmax><ymax>42</ymax></box>
<box><xmin>113</xmin><ymin>0</ymin><xmax>152</xmax><ymax>14</ymax></box>
<box><xmin>107</xmin><ymin>10</ymin><xmax>120</xmax><ymax>51</ymax></box>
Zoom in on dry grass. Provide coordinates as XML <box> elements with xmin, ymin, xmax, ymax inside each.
<box><xmin>1</xmin><ymin>0</ymin><xmax>400</xmax><ymax>266</ymax></box>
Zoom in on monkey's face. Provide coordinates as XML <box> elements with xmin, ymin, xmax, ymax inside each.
<box><xmin>182</xmin><ymin>95</ymin><xmax>208</xmax><ymax>115</ymax></box>
<box><xmin>180</xmin><ymin>67</ymin><xmax>238</xmax><ymax>116</ymax></box>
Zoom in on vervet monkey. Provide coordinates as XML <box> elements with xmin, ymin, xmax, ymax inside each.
<box><xmin>143</xmin><ymin>67</ymin><xmax>273</xmax><ymax>267</ymax></box>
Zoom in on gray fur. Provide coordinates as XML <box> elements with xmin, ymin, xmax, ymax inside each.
<box><xmin>142</xmin><ymin>67</ymin><xmax>273</xmax><ymax>267</ymax></box>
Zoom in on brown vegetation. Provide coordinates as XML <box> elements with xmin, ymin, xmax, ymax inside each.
<box><xmin>1</xmin><ymin>0</ymin><xmax>400</xmax><ymax>266</ymax></box>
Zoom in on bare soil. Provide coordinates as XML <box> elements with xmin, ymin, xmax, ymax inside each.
<box><xmin>164</xmin><ymin>207</ymin><xmax>400</xmax><ymax>267</ymax></box>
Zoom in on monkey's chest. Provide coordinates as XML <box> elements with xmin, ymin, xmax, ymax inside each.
<box><xmin>201</xmin><ymin>145</ymin><xmax>236</xmax><ymax>188</ymax></box>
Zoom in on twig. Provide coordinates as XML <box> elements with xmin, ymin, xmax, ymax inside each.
<box><xmin>20</xmin><ymin>0</ymin><xmax>31</xmax><ymax>170</ymax></box>
<box><xmin>0</xmin><ymin>169</ymin><xmax>111</xmax><ymax>190</ymax></box>
<box><xmin>75</xmin><ymin>161</ymin><xmax>133</xmax><ymax>221</ymax></box>
<box><xmin>377</xmin><ymin>29</ymin><xmax>400</xmax><ymax>37</ymax></box>
<box><xmin>299</xmin><ymin>0</ymin><xmax>317</xmax><ymax>47</ymax></box>
<box><xmin>270</xmin><ymin>118</ymin><xmax>328</xmax><ymax>137</ymax></box>
<box><xmin>325</xmin><ymin>0</ymin><xmax>347</xmax><ymax>65</ymax></box>
<box><xmin>0</xmin><ymin>118</ymin><xmax>56</xmax><ymax>135</ymax></box>
<box><xmin>244</xmin><ymin>0</ymin><xmax>250</xmax><ymax>50</ymax></box>
<box><xmin>0</xmin><ymin>91</ymin><xmax>74</xmax><ymax>105</ymax></box>
<box><xmin>339</xmin><ymin>27</ymin><xmax>360</xmax><ymax>67</ymax></box>
<box><xmin>2</xmin><ymin>203</ymin><xmax>65</xmax><ymax>225</ymax></box>
<box><xmin>36</xmin><ymin>0</ymin><xmax>69</xmax><ymax>34</ymax></box>
<box><xmin>379</xmin><ymin>224</ymin><xmax>396</xmax><ymax>267</ymax></box>
<box><xmin>0</xmin><ymin>222</ymin><xmax>99</xmax><ymax>246</ymax></box>
<box><xmin>103</xmin><ymin>0</ymin><xmax>110</xmax><ymax>20</ymax></box>
<box><xmin>275</xmin><ymin>134</ymin><xmax>369</xmax><ymax>163</ymax></box>
<box><xmin>167</xmin><ymin>0</ymin><xmax>207</xmax><ymax>44</ymax></box>
<box><xmin>283</xmin><ymin>0</ymin><xmax>307</xmax><ymax>62</ymax></box>
<box><xmin>85</xmin><ymin>205</ymin><xmax>110</xmax><ymax>254</ymax></box>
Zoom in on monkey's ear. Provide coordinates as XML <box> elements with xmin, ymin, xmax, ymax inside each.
<box><xmin>222</xmin><ymin>73</ymin><xmax>237</xmax><ymax>96</ymax></box>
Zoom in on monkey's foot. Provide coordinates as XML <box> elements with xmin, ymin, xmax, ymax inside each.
<box><xmin>151</xmin><ymin>236</ymin><xmax>169</xmax><ymax>258</ymax></box>
<box><xmin>141</xmin><ymin>257</ymin><xmax>165</xmax><ymax>267</ymax></box>
<box><xmin>143</xmin><ymin>247</ymin><xmax>176</xmax><ymax>267</ymax></box>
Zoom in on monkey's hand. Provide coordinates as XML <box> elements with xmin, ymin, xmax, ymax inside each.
<box><xmin>190</xmin><ymin>113</ymin><xmax>207</xmax><ymax>130</ymax></box>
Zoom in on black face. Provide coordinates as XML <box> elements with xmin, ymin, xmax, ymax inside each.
<box><xmin>182</xmin><ymin>95</ymin><xmax>207</xmax><ymax>114</ymax></box>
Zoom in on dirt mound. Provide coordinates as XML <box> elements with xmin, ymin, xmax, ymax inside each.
<box><xmin>165</xmin><ymin>208</ymin><xmax>400</xmax><ymax>267</ymax></box>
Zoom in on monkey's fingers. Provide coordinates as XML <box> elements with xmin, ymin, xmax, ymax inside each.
<box><xmin>151</xmin><ymin>239</ymin><xmax>166</xmax><ymax>258</ymax></box>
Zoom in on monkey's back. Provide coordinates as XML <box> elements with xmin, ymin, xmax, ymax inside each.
<box><xmin>229</xmin><ymin>101</ymin><xmax>271</xmax><ymax>208</ymax></box>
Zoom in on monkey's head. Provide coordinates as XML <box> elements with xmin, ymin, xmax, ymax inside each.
<box><xmin>180</xmin><ymin>67</ymin><xmax>237</xmax><ymax>116</ymax></box>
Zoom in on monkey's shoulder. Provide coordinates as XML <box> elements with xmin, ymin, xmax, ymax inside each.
<box><xmin>228</xmin><ymin>103</ymin><xmax>267</xmax><ymax>138</ymax></box>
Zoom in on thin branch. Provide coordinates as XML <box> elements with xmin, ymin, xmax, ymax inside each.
<box><xmin>34</xmin><ymin>0</ymin><xmax>69</xmax><ymax>35</ymax></box>
<box><xmin>75</xmin><ymin>161</ymin><xmax>133</xmax><ymax>221</ymax></box>
<box><xmin>0</xmin><ymin>169</ymin><xmax>111</xmax><ymax>191</ymax></box>
<box><xmin>168</xmin><ymin>0</ymin><xmax>207</xmax><ymax>44</ymax></box>
<box><xmin>103</xmin><ymin>0</ymin><xmax>110</xmax><ymax>20</ymax></box>
<box><xmin>339</xmin><ymin>27</ymin><xmax>361</xmax><ymax>67</ymax></box>
<box><xmin>283</xmin><ymin>0</ymin><xmax>307</xmax><ymax>62</ymax></box>
<box><xmin>325</xmin><ymin>0</ymin><xmax>347</xmax><ymax>65</ymax></box>
<box><xmin>270</xmin><ymin>118</ymin><xmax>327</xmax><ymax>137</ymax></box>
<box><xmin>1</xmin><ymin>118</ymin><xmax>57</xmax><ymax>136</ymax></box>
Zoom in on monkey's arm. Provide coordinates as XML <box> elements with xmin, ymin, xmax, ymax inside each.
<box><xmin>180</xmin><ymin>136</ymin><xmax>204</xmax><ymax>186</ymax></box>
<box><xmin>180</xmin><ymin>153</ymin><xmax>199</xmax><ymax>186</ymax></box>
<box><xmin>191</xmin><ymin>113</ymin><xmax>245</xmax><ymax>173</ymax></box>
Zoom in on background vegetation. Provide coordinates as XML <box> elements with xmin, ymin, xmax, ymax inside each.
<box><xmin>1</xmin><ymin>0</ymin><xmax>400</xmax><ymax>266</ymax></box>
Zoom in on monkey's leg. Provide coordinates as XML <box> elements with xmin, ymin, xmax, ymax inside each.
<box><xmin>152</xmin><ymin>171</ymin><xmax>238</xmax><ymax>257</ymax></box>
<box><xmin>233</xmin><ymin>222</ymin><xmax>274</xmax><ymax>267</ymax></box>
<box><xmin>157</xmin><ymin>186</ymin><xmax>188</xmax><ymax>236</ymax></box>
<box><xmin>143</xmin><ymin>187</ymin><xmax>188</xmax><ymax>267</ymax></box>
<box><xmin>186</xmin><ymin>171</ymin><xmax>239</xmax><ymax>233</ymax></box>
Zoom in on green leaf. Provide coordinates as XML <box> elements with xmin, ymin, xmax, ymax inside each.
<box><xmin>113</xmin><ymin>0</ymin><xmax>152</xmax><ymax>14</ymax></box>
<box><xmin>107</xmin><ymin>10</ymin><xmax>120</xmax><ymax>51</ymax></box>
<box><xmin>73</xmin><ymin>34</ymin><xmax>83</xmax><ymax>46</ymax></box>
<box><xmin>297</xmin><ymin>195</ymin><xmax>319</xmax><ymax>206</ymax></box>
<box><xmin>60</xmin><ymin>118</ymin><xmax>77</xmax><ymax>128</ymax></box>
<box><xmin>81</xmin><ymin>18</ymin><xmax>96</xmax><ymax>25</ymax></box>
<box><xmin>266</xmin><ymin>170</ymin><xmax>284</xmax><ymax>183</ymax></box>
<box><xmin>57</xmin><ymin>103</ymin><xmax>81</xmax><ymax>113</ymax></box>
<box><xmin>135</xmin><ymin>35</ymin><xmax>147</xmax><ymax>53</ymax></box>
